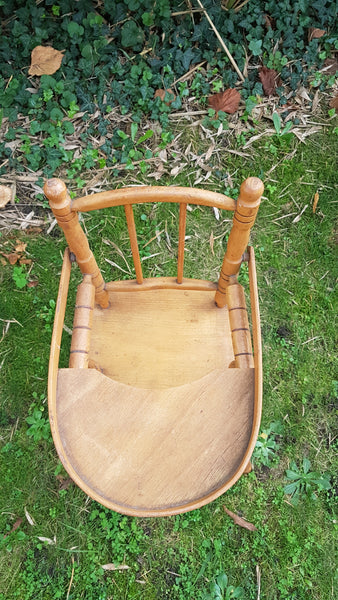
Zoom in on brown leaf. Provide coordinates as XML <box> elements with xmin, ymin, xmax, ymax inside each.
<box><xmin>308</xmin><ymin>28</ymin><xmax>326</xmax><ymax>41</ymax></box>
<box><xmin>208</xmin><ymin>88</ymin><xmax>241</xmax><ymax>115</ymax></box>
<box><xmin>0</xmin><ymin>185</ymin><xmax>12</xmax><ymax>208</ymax></box>
<box><xmin>27</xmin><ymin>280</ymin><xmax>39</xmax><ymax>288</ymax></box>
<box><xmin>329</xmin><ymin>95</ymin><xmax>338</xmax><ymax>113</ymax></box>
<box><xmin>4</xmin><ymin>518</ymin><xmax>23</xmax><ymax>539</ymax></box>
<box><xmin>313</xmin><ymin>191</ymin><xmax>319</xmax><ymax>213</ymax></box>
<box><xmin>29</xmin><ymin>46</ymin><xmax>64</xmax><ymax>76</ymax></box>
<box><xmin>259</xmin><ymin>66</ymin><xmax>281</xmax><ymax>96</ymax></box>
<box><xmin>323</xmin><ymin>58</ymin><xmax>338</xmax><ymax>75</ymax></box>
<box><xmin>154</xmin><ymin>88</ymin><xmax>176</xmax><ymax>105</ymax></box>
<box><xmin>0</xmin><ymin>252</ymin><xmax>20</xmax><ymax>265</ymax></box>
<box><xmin>15</xmin><ymin>240</ymin><xmax>27</xmax><ymax>253</ymax></box>
<box><xmin>223</xmin><ymin>506</ymin><xmax>257</xmax><ymax>531</ymax></box>
<box><xmin>56</xmin><ymin>474</ymin><xmax>73</xmax><ymax>491</ymax></box>
<box><xmin>19</xmin><ymin>258</ymin><xmax>32</xmax><ymax>265</ymax></box>
<box><xmin>264</xmin><ymin>14</ymin><xmax>274</xmax><ymax>29</ymax></box>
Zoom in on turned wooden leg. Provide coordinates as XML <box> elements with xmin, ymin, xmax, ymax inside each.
<box><xmin>215</xmin><ymin>177</ymin><xmax>264</xmax><ymax>308</ymax></box>
<box><xmin>243</xmin><ymin>460</ymin><xmax>253</xmax><ymax>474</ymax></box>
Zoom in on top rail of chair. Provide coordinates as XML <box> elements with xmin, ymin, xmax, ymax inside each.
<box><xmin>71</xmin><ymin>186</ymin><xmax>236</xmax><ymax>212</ymax></box>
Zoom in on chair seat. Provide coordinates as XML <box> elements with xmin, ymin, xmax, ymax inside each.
<box><xmin>89</xmin><ymin>288</ymin><xmax>235</xmax><ymax>388</ymax></box>
<box><xmin>55</xmin><ymin>367</ymin><xmax>255</xmax><ymax>516</ymax></box>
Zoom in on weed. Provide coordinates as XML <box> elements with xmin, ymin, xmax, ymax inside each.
<box><xmin>253</xmin><ymin>420</ymin><xmax>283</xmax><ymax>467</ymax></box>
<box><xmin>203</xmin><ymin>572</ymin><xmax>244</xmax><ymax>600</ymax></box>
<box><xmin>26</xmin><ymin>408</ymin><xmax>50</xmax><ymax>442</ymax></box>
<box><xmin>284</xmin><ymin>458</ymin><xmax>331</xmax><ymax>505</ymax></box>
<box><xmin>12</xmin><ymin>265</ymin><xmax>28</xmax><ymax>289</ymax></box>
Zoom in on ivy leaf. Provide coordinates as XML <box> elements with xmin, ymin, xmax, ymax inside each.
<box><xmin>154</xmin><ymin>88</ymin><xmax>175</xmax><ymax>105</ymax></box>
<box><xmin>121</xmin><ymin>21</ymin><xmax>144</xmax><ymax>48</ymax></box>
<box><xmin>28</xmin><ymin>46</ymin><xmax>64</xmax><ymax>76</ymax></box>
<box><xmin>208</xmin><ymin>88</ymin><xmax>240</xmax><ymax>114</ymax></box>
<box><xmin>249</xmin><ymin>39</ymin><xmax>262</xmax><ymax>56</ymax></box>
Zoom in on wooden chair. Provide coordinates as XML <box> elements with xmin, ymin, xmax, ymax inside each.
<box><xmin>44</xmin><ymin>176</ymin><xmax>264</xmax><ymax>517</ymax></box>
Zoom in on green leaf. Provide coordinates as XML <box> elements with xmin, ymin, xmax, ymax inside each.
<box><xmin>249</xmin><ymin>39</ymin><xmax>262</xmax><ymax>56</ymax></box>
<box><xmin>130</xmin><ymin>122</ymin><xmax>138</xmax><ymax>142</ymax></box>
<box><xmin>121</xmin><ymin>21</ymin><xmax>144</xmax><ymax>49</ymax></box>
<box><xmin>303</xmin><ymin>457</ymin><xmax>311</xmax><ymax>474</ymax></box>
<box><xmin>272</xmin><ymin>112</ymin><xmax>281</xmax><ymax>134</ymax></box>
<box><xmin>283</xmin><ymin>482</ymin><xmax>299</xmax><ymax>495</ymax></box>
<box><xmin>136</xmin><ymin>130</ymin><xmax>154</xmax><ymax>145</ymax></box>
<box><xmin>216</xmin><ymin>572</ymin><xmax>228</xmax><ymax>592</ymax></box>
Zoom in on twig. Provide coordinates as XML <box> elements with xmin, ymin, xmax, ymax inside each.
<box><xmin>195</xmin><ymin>0</ymin><xmax>244</xmax><ymax>81</ymax></box>
<box><xmin>256</xmin><ymin>564</ymin><xmax>261</xmax><ymax>600</ymax></box>
<box><xmin>173</xmin><ymin>61</ymin><xmax>207</xmax><ymax>86</ymax></box>
<box><xmin>66</xmin><ymin>556</ymin><xmax>75</xmax><ymax>600</ymax></box>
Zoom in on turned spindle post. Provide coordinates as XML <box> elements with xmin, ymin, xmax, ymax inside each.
<box><xmin>215</xmin><ymin>177</ymin><xmax>263</xmax><ymax>308</ymax></box>
<box><xmin>44</xmin><ymin>178</ymin><xmax>109</xmax><ymax>308</ymax></box>
<box><xmin>227</xmin><ymin>278</ymin><xmax>254</xmax><ymax>368</ymax></box>
<box><xmin>69</xmin><ymin>275</ymin><xmax>95</xmax><ymax>368</ymax></box>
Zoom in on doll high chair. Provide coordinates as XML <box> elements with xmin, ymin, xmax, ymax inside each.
<box><xmin>44</xmin><ymin>176</ymin><xmax>263</xmax><ymax>517</ymax></box>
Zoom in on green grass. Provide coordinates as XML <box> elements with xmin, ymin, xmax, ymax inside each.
<box><xmin>0</xmin><ymin>127</ymin><xmax>337</xmax><ymax>599</ymax></box>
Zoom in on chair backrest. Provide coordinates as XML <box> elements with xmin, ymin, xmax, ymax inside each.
<box><xmin>44</xmin><ymin>178</ymin><xmax>263</xmax><ymax>308</ymax></box>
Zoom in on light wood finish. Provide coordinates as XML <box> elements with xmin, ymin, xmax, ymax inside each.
<box><xmin>69</xmin><ymin>275</ymin><xmax>95</xmax><ymax>368</ymax></box>
<box><xmin>72</xmin><ymin>186</ymin><xmax>236</xmax><ymax>212</ymax></box>
<box><xmin>243</xmin><ymin>460</ymin><xmax>253</xmax><ymax>474</ymax></box>
<box><xmin>89</xmin><ymin>289</ymin><xmax>234</xmax><ymax>388</ymax></box>
<box><xmin>54</xmin><ymin>367</ymin><xmax>255</xmax><ymax>516</ymax></box>
<box><xmin>226</xmin><ymin>279</ymin><xmax>254</xmax><ymax>368</ymax></box>
<box><xmin>215</xmin><ymin>177</ymin><xmax>264</xmax><ymax>307</ymax></box>
<box><xmin>177</xmin><ymin>203</ymin><xmax>187</xmax><ymax>283</ymax></box>
<box><xmin>124</xmin><ymin>204</ymin><xmax>143</xmax><ymax>284</ymax></box>
<box><xmin>48</xmin><ymin>248</ymin><xmax>71</xmax><ymax>422</ymax></box>
<box><xmin>248</xmin><ymin>245</ymin><xmax>263</xmax><ymax>436</ymax></box>
<box><xmin>46</xmin><ymin>178</ymin><xmax>264</xmax><ymax>516</ymax></box>
<box><xmin>105</xmin><ymin>277</ymin><xmax>217</xmax><ymax>292</ymax></box>
<box><xmin>43</xmin><ymin>179</ymin><xmax>109</xmax><ymax>308</ymax></box>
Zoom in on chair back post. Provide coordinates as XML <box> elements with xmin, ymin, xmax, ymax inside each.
<box><xmin>43</xmin><ymin>178</ymin><xmax>109</xmax><ymax>308</ymax></box>
<box><xmin>215</xmin><ymin>177</ymin><xmax>263</xmax><ymax>308</ymax></box>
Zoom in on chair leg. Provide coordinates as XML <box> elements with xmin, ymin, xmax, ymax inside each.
<box><xmin>243</xmin><ymin>460</ymin><xmax>252</xmax><ymax>474</ymax></box>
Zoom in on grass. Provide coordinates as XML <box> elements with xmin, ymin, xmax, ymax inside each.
<box><xmin>0</xmin><ymin>125</ymin><xmax>337</xmax><ymax>599</ymax></box>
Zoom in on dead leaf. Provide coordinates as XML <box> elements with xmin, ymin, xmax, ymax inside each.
<box><xmin>329</xmin><ymin>96</ymin><xmax>338</xmax><ymax>113</ymax></box>
<box><xmin>323</xmin><ymin>58</ymin><xmax>338</xmax><ymax>75</ymax></box>
<box><xmin>4</xmin><ymin>518</ymin><xmax>23</xmax><ymax>539</ymax></box>
<box><xmin>0</xmin><ymin>185</ymin><xmax>12</xmax><ymax>208</ymax></box>
<box><xmin>27</xmin><ymin>280</ymin><xmax>39</xmax><ymax>288</ymax></box>
<box><xmin>101</xmin><ymin>563</ymin><xmax>130</xmax><ymax>571</ymax></box>
<box><xmin>0</xmin><ymin>252</ymin><xmax>20</xmax><ymax>265</ymax></box>
<box><xmin>15</xmin><ymin>240</ymin><xmax>27</xmax><ymax>253</ymax></box>
<box><xmin>37</xmin><ymin>536</ymin><xmax>56</xmax><ymax>545</ymax></box>
<box><xmin>308</xmin><ymin>28</ymin><xmax>326</xmax><ymax>41</ymax></box>
<box><xmin>24</xmin><ymin>508</ymin><xmax>36</xmax><ymax>526</ymax></box>
<box><xmin>19</xmin><ymin>258</ymin><xmax>32</xmax><ymax>265</ymax></box>
<box><xmin>264</xmin><ymin>14</ymin><xmax>274</xmax><ymax>29</ymax></box>
<box><xmin>313</xmin><ymin>192</ymin><xmax>319</xmax><ymax>213</ymax></box>
<box><xmin>208</xmin><ymin>88</ymin><xmax>241</xmax><ymax>115</ymax></box>
<box><xmin>29</xmin><ymin>46</ymin><xmax>64</xmax><ymax>76</ymax></box>
<box><xmin>259</xmin><ymin>66</ymin><xmax>281</xmax><ymax>96</ymax></box>
<box><xmin>56</xmin><ymin>474</ymin><xmax>73</xmax><ymax>491</ymax></box>
<box><xmin>154</xmin><ymin>88</ymin><xmax>176</xmax><ymax>105</ymax></box>
<box><xmin>223</xmin><ymin>506</ymin><xmax>257</xmax><ymax>531</ymax></box>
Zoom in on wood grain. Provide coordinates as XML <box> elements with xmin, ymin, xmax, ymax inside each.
<box><xmin>43</xmin><ymin>179</ymin><xmax>109</xmax><ymax>308</ymax></box>
<box><xmin>215</xmin><ymin>177</ymin><xmax>263</xmax><ymax>307</ymax></box>
<box><xmin>55</xmin><ymin>367</ymin><xmax>255</xmax><ymax>516</ymax></box>
<box><xmin>89</xmin><ymin>289</ymin><xmax>234</xmax><ymax>388</ymax></box>
<box><xmin>72</xmin><ymin>186</ymin><xmax>236</xmax><ymax>212</ymax></box>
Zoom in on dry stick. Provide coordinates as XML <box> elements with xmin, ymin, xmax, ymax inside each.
<box><xmin>195</xmin><ymin>0</ymin><xmax>244</xmax><ymax>82</ymax></box>
<box><xmin>173</xmin><ymin>61</ymin><xmax>207</xmax><ymax>86</ymax></box>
